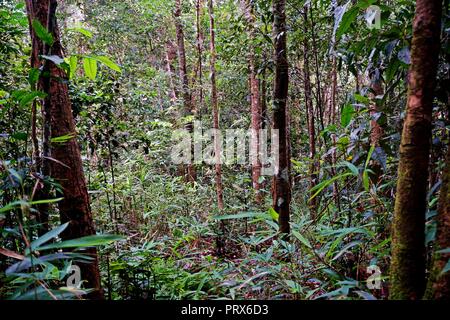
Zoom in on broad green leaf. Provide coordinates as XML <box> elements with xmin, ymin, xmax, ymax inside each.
<box><xmin>35</xmin><ymin>234</ymin><xmax>124</xmax><ymax>251</ymax></box>
<box><xmin>83</xmin><ymin>57</ymin><xmax>97</xmax><ymax>80</ymax></box>
<box><xmin>336</xmin><ymin>6</ymin><xmax>359</xmax><ymax>39</ymax></box>
<box><xmin>19</xmin><ymin>91</ymin><xmax>46</xmax><ymax>107</ymax></box>
<box><xmin>341</xmin><ymin>103</ymin><xmax>354</xmax><ymax>127</ymax></box>
<box><xmin>69</xmin><ymin>55</ymin><xmax>78</xmax><ymax>79</ymax></box>
<box><xmin>268</xmin><ymin>207</ymin><xmax>279</xmax><ymax>221</ymax></box>
<box><xmin>28</xmin><ymin>68</ymin><xmax>40</xmax><ymax>88</ymax></box>
<box><xmin>91</xmin><ymin>55</ymin><xmax>121</xmax><ymax>72</ymax></box>
<box><xmin>32</xmin><ymin>19</ymin><xmax>53</xmax><ymax>46</ymax></box>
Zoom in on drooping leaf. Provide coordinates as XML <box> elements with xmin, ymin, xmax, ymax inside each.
<box><xmin>83</xmin><ymin>57</ymin><xmax>97</xmax><ymax>80</ymax></box>
<box><xmin>69</xmin><ymin>55</ymin><xmax>78</xmax><ymax>79</ymax></box>
<box><xmin>91</xmin><ymin>55</ymin><xmax>121</xmax><ymax>72</ymax></box>
<box><xmin>31</xmin><ymin>19</ymin><xmax>53</xmax><ymax>46</ymax></box>
<box><xmin>29</xmin><ymin>222</ymin><xmax>69</xmax><ymax>252</ymax></box>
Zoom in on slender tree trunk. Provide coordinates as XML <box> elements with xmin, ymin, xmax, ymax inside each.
<box><xmin>174</xmin><ymin>0</ymin><xmax>196</xmax><ymax>182</ymax></box>
<box><xmin>272</xmin><ymin>0</ymin><xmax>290</xmax><ymax>235</ymax></box>
<box><xmin>26</xmin><ymin>0</ymin><xmax>104</xmax><ymax>299</ymax></box>
<box><xmin>165</xmin><ymin>41</ymin><xmax>178</xmax><ymax>103</ymax></box>
<box><xmin>208</xmin><ymin>0</ymin><xmax>224</xmax><ymax>211</ymax></box>
<box><xmin>425</xmin><ymin>146</ymin><xmax>450</xmax><ymax>300</ymax></box>
<box><xmin>389</xmin><ymin>0</ymin><xmax>442</xmax><ymax>300</ymax></box>
<box><xmin>369</xmin><ymin>72</ymin><xmax>384</xmax><ymax>182</ymax></box>
<box><xmin>243</xmin><ymin>0</ymin><xmax>262</xmax><ymax>203</ymax></box>
<box><xmin>196</xmin><ymin>0</ymin><xmax>204</xmax><ymax>115</ymax></box>
<box><xmin>303</xmin><ymin>6</ymin><xmax>317</xmax><ymax>217</ymax></box>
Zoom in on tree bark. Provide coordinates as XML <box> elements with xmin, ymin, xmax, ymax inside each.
<box><xmin>303</xmin><ymin>6</ymin><xmax>317</xmax><ymax>217</ymax></box>
<box><xmin>272</xmin><ymin>0</ymin><xmax>290</xmax><ymax>235</ymax></box>
<box><xmin>389</xmin><ymin>0</ymin><xmax>442</xmax><ymax>300</ymax></box>
<box><xmin>26</xmin><ymin>0</ymin><xmax>104</xmax><ymax>300</ymax></box>
<box><xmin>243</xmin><ymin>0</ymin><xmax>262</xmax><ymax>203</ymax></box>
<box><xmin>208</xmin><ymin>0</ymin><xmax>224</xmax><ymax>211</ymax></box>
<box><xmin>174</xmin><ymin>0</ymin><xmax>196</xmax><ymax>182</ymax></box>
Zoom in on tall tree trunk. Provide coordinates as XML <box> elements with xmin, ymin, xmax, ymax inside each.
<box><xmin>303</xmin><ymin>6</ymin><xmax>317</xmax><ymax>217</ymax></box>
<box><xmin>25</xmin><ymin>0</ymin><xmax>50</xmax><ymax>236</ymax></box>
<box><xmin>389</xmin><ymin>0</ymin><xmax>442</xmax><ymax>300</ymax></box>
<box><xmin>272</xmin><ymin>0</ymin><xmax>290</xmax><ymax>235</ymax></box>
<box><xmin>425</xmin><ymin>146</ymin><xmax>450</xmax><ymax>300</ymax></box>
<box><xmin>26</xmin><ymin>0</ymin><xmax>103</xmax><ymax>299</ymax></box>
<box><xmin>165</xmin><ymin>41</ymin><xmax>178</xmax><ymax>103</ymax></box>
<box><xmin>208</xmin><ymin>0</ymin><xmax>224</xmax><ymax>211</ymax></box>
<box><xmin>174</xmin><ymin>0</ymin><xmax>196</xmax><ymax>182</ymax></box>
<box><xmin>243</xmin><ymin>0</ymin><xmax>262</xmax><ymax>203</ymax></box>
<box><xmin>195</xmin><ymin>0</ymin><xmax>204</xmax><ymax>115</ymax></box>
<box><xmin>369</xmin><ymin>71</ymin><xmax>384</xmax><ymax>182</ymax></box>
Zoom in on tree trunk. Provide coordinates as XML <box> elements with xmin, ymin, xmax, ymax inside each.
<box><xmin>208</xmin><ymin>0</ymin><xmax>224</xmax><ymax>211</ymax></box>
<box><xmin>243</xmin><ymin>0</ymin><xmax>262</xmax><ymax>203</ymax></box>
<box><xmin>272</xmin><ymin>0</ymin><xmax>290</xmax><ymax>235</ymax></box>
<box><xmin>26</xmin><ymin>0</ymin><xmax>104</xmax><ymax>300</ymax></box>
<box><xmin>174</xmin><ymin>0</ymin><xmax>196</xmax><ymax>182</ymax></box>
<box><xmin>389</xmin><ymin>0</ymin><xmax>442</xmax><ymax>300</ymax></box>
<box><xmin>303</xmin><ymin>6</ymin><xmax>317</xmax><ymax>217</ymax></box>
<box><xmin>425</xmin><ymin>146</ymin><xmax>450</xmax><ymax>300</ymax></box>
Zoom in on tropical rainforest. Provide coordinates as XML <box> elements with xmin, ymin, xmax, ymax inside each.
<box><xmin>0</xmin><ymin>0</ymin><xmax>449</xmax><ymax>301</ymax></box>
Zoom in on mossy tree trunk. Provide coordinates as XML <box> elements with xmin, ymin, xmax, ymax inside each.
<box><xmin>389</xmin><ymin>0</ymin><xmax>442</xmax><ymax>300</ymax></box>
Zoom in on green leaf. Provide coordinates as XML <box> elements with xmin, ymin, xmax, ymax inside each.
<box><xmin>11</xmin><ymin>132</ymin><xmax>27</xmax><ymax>141</ymax></box>
<box><xmin>268</xmin><ymin>207</ymin><xmax>279</xmax><ymax>221</ymax></box>
<box><xmin>28</xmin><ymin>68</ymin><xmax>40</xmax><ymax>88</ymax></box>
<box><xmin>341</xmin><ymin>161</ymin><xmax>359</xmax><ymax>176</ymax></box>
<box><xmin>69</xmin><ymin>55</ymin><xmax>78</xmax><ymax>79</ymax></box>
<box><xmin>29</xmin><ymin>222</ymin><xmax>69</xmax><ymax>252</ymax></box>
<box><xmin>341</xmin><ymin>103</ymin><xmax>354</xmax><ymax>127</ymax></box>
<box><xmin>336</xmin><ymin>6</ymin><xmax>359</xmax><ymax>39</ymax></box>
<box><xmin>309</xmin><ymin>172</ymin><xmax>353</xmax><ymax>200</ymax></box>
<box><xmin>365</xmin><ymin>145</ymin><xmax>375</xmax><ymax>169</ymax></box>
<box><xmin>19</xmin><ymin>91</ymin><xmax>46</xmax><ymax>107</ymax></box>
<box><xmin>67</xmin><ymin>27</ymin><xmax>93</xmax><ymax>38</ymax></box>
<box><xmin>292</xmin><ymin>230</ymin><xmax>312</xmax><ymax>249</ymax></box>
<box><xmin>32</xmin><ymin>19</ymin><xmax>54</xmax><ymax>46</ymax></box>
<box><xmin>83</xmin><ymin>57</ymin><xmax>97</xmax><ymax>80</ymax></box>
<box><xmin>91</xmin><ymin>55</ymin><xmax>121</xmax><ymax>72</ymax></box>
<box><xmin>363</xmin><ymin>170</ymin><xmax>370</xmax><ymax>192</ymax></box>
<box><xmin>212</xmin><ymin>211</ymin><xmax>268</xmax><ymax>220</ymax></box>
<box><xmin>50</xmin><ymin>134</ymin><xmax>75</xmax><ymax>144</ymax></box>
<box><xmin>331</xmin><ymin>241</ymin><xmax>362</xmax><ymax>261</ymax></box>
<box><xmin>35</xmin><ymin>234</ymin><xmax>124</xmax><ymax>251</ymax></box>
